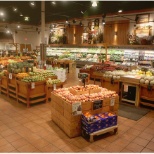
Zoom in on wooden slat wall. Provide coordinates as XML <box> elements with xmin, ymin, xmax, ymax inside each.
<box><xmin>66</xmin><ymin>25</ymin><xmax>83</xmax><ymax>44</ymax></box>
<box><xmin>20</xmin><ymin>44</ymin><xmax>32</xmax><ymax>52</ymax></box>
<box><xmin>104</xmin><ymin>20</ymin><xmax>129</xmax><ymax>45</ymax></box>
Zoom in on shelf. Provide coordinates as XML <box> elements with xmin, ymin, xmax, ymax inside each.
<box><xmin>140</xmin><ymin>101</ymin><xmax>154</xmax><ymax>108</ymax></box>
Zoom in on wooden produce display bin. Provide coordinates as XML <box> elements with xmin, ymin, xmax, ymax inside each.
<box><xmin>7</xmin><ymin>73</ymin><xmax>17</xmax><ymax>99</ymax></box>
<box><xmin>92</xmin><ymin>71</ymin><xmax>104</xmax><ymax>84</ymax></box>
<box><xmin>0</xmin><ymin>75</ymin><xmax>8</xmax><ymax>95</ymax></box>
<box><xmin>102</xmin><ymin>78</ymin><xmax>120</xmax><ymax>94</ymax></box>
<box><xmin>51</xmin><ymin>92</ymin><xmax>119</xmax><ymax>138</ymax></box>
<box><xmin>16</xmin><ymin>80</ymin><xmax>47</xmax><ymax>108</ymax></box>
<box><xmin>140</xmin><ymin>84</ymin><xmax>154</xmax><ymax>107</ymax></box>
<box><xmin>47</xmin><ymin>82</ymin><xmax>63</xmax><ymax>101</ymax></box>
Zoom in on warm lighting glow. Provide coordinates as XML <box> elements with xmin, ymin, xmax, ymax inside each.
<box><xmin>6</xmin><ymin>30</ymin><xmax>10</xmax><ymax>34</ymax></box>
<box><xmin>30</xmin><ymin>2</ymin><xmax>35</xmax><ymax>6</ymax></box>
<box><xmin>17</xmin><ymin>25</ymin><xmax>20</xmax><ymax>28</ymax></box>
<box><xmin>118</xmin><ymin>10</ymin><xmax>122</xmax><ymax>13</ymax></box>
<box><xmin>24</xmin><ymin>17</ymin><xmax>29</xmax><ymax>21</ymax></box>
<box><xmin>51</xmin><ymin>1</ymin><xmax>56</xmax><ymax>5</ymax></box>
<box><xmin>92</xmin><ymin>1</ymin><xmax>97</xmax><ymax>7</ymax></box>
<box><xmin>20</xmin><ymin>14</ymin><xmax>23</xmax><ymax>17</ymax></box>
<box><xmin>13</xmin><ymin>8</ymin><xmax>17</xmax><ymax>12</ymax></box>
<box><xmin>0</xmin><ymin>12</ymin><xmax>4</xmax><ymax>16</ymax></box>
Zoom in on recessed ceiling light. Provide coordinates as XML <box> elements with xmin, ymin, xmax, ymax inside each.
<box><xmin>51</xmin><ymin>1</ymin><xmax>56</xmax><ymax>5</ymax></box>
<box><xmin>118</xmin><ymin>10</ymin><xmax>122</xmax><ymax>13</ymax></box>
<box><xmin>24</xmin><ymin>17</ymin><xmax>29</xmax><ymax>21</ymax></box>
<box><xmin>92</xmin><ymin>1</ymin><xmax>97</xmax><ymax>7</ymax></box>
<box><xmin>13</xmin><ymin>7</ymin><xmax>17</xmax><ymax>12</ymax></box>
<box><xmin>30</xmin><ymin>2</ymin><xmax>35</xmax><ymax>6</ymax></box>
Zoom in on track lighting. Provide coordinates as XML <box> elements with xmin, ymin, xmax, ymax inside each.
<box><xmin>73</xmin><ymin>19</ymin><xmax>76</xmax><ymax>24</ymax></box>
<box><xmin>80</xmin><ymin>21</ymin><xmax>83</xmax><ymax>26</ymax></box>
<box><xmin>66</xmin><ymin>19</ymin><xmax>69</xmax><ymax>24</ymax></box>
<box><xmin>102</xmin><ymin>19</ymin><xmax>105</xmax><ymax>25</ymax></box>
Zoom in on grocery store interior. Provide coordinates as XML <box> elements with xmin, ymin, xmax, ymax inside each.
<box><xmin>0</xmin><ymin>1</ymin><xmax>154</xmax><ymax>153</ymax></box>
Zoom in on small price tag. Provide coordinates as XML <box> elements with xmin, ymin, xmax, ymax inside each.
<box><xmin>110</xmin><ymin>98</ymin><xmax>115</xmax><ymax>106</ymax></box>
<box><xmin>53</xmin><ymin>84</ymin><xmax>56</xmax><ymax>90</ymax></box>
<box><xmin>72</xmin><ymin>102</ymin><xmax>82</xmax><ymax>116</ymax></box>
<box><xmin>31</xmin><ymin>82</ymin><xmax>35</xmax><ymax>89</ymax></box>
<box><xmin>9</xmin><ymin>73</ymin><xmax>12</xmax><ymax>79</ymax></box>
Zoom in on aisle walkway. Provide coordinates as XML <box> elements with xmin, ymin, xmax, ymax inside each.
<box><xmin>0</xmin><ymin>68</ymin><xmax>154</xmax><ymax>152</ymax></box>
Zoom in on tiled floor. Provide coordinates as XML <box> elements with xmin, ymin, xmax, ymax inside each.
<box><xmin>0</xmin><ymin>68</ymin><xmax>154</xmax><ymax>152</ymax></box>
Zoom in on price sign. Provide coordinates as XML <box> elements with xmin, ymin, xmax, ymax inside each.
<box><xmin>72</xmin><ymin>102</ymin><xmax>82</xmax><ymax>116</ymax></box>
<box><xmin>93</xmin><ymin>100</ymin><xmax>103</xmax><ymax>110</ymax></box>
<box><xmin>110</xmin><ymin>98</ymin><xmax>115</xmax><ymax>106</ymax></box>
<box><xmin>53</xmin><ymin>84</ymin><xmax>56</xmax><ymax>90</ymax></box>
<box><xmin>9</xmin><ymin>73</ymin><xmax>12</xmax><ymax>79</ymax></box>
<box><xmin>31</xmin><ymin>82</ymin><xmax>35</xmax><ymax>89</ymax></box>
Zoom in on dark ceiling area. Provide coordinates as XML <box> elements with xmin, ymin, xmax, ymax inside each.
<box><xmin>0</xmin><ymin>1</ymin><xmax>153</xmax><ymax>25</ymax></box>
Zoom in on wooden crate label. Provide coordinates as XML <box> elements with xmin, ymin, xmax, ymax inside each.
<box><xmin>31</xmin><ymin>82</ymin><xmax>35</xmax><ymax>89</ymax></box>
<box><xmin>9</xmin><ymin>73</ymin><xmax>12</xmax><ymax>79</ymax></box>
<box><xmin>93</xmin><ymin>100</ymin><xmax>103</xmax><ymax>110</ymax></box>
<box><xmin>110</xmin><ymin>98</ymin><xmax>115</xmax><ymax>106</ymax></box>
<box><xmin>72</xmin><ymin>102</ymin><xmax>82</xmax><ymax>116</ymax></box>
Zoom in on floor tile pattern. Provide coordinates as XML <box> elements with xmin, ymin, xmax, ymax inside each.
<box><xmin>0</xmin><ymin>68</ymin><xmax>154</xmax><ymax>152</ymax></box>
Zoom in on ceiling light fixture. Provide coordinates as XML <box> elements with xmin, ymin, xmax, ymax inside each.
<box><xmin>17</xmin><ymin>25</ymin><xmax>20</xmax><ymax>28</ymax></box>
<box><xmin>51</xmin><ymin>1</ymin><xmax>56</xmax><ymax>5</ymax></box>
<box><xmin>66</xmin><ymin>19</ymin><xmax>69</xmax><ymax>24</ymax></box>
<box><xmin>24</xmin><ymin>17</ymin><xmax>29</xmax><ymax>21</ymax></box>
<box><xmin>20</xmin><ymin>14</ymin><xmax>23</xmax><ymax>17</ymax></box>
<box><xmin>6</xmin><ymin>30</ymin><xmax>10</xmax><ymax>34</ymax></box>
<box><xmin>92</xmin><ymin>1</ymin><xmax>97</xmax><ymax>7</ymax></box>
<box><xmin>80</xmin><ymin>21</ymin><xmax>83</xmax><ymax>26</ymax></box>
<box><xmin>30</xmin><ymin>2</ymin><xmax>35</xmax><ymax>6</ymax></box>
<box><xmin>102</xmin><ymin>19</ymin><xmax>105</xmax><ymax>25</ymax></box>
<box><xmin>73</xmin><ymin>19</ymin><xmax>76</xmax><ymax>23</ymax></box>
<box><xmin>13</xmin><ymin>7</ymin><xmax>17</xmax><ymax>12</ymax></box>
<box><xmin>118</xmin><ymin>10</ymin><xmax>122</xmax><ymax>13</ymax></box>
<box><xmin>0</xmin><ymin>12</ymin><xmax>4</xmax><ymax>16</ymax></box>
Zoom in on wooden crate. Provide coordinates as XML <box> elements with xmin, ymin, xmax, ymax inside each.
<box><xmin>140</xmin><ymin>84</ymin><xmax>154</xmax><ymax>107</ymax></box>
<box><xmin>7</xmin><ymin>73</ymin><xmax>17</xmax><ymax>99</ymax></box>
<box><xmin>102</xmin><ymin>78</ymin><xmax>120</xmax><ymax>94</ymax></box>
<box><xmin>47</xmin><ymin>82</ymin><xmax>63</xmax><ymax>100</ymax></box>
<box><xmin>0</xmin><ymin>76</ymin><xmax>8</xmax><ymax>95</ymax></box>
<box><xmin>16</xmin><ymin>80</ymin><xmax>47</xmax><ymax>108</ymax></box>
<box><xmin>51</xmin><ymin>92</ymin><xmax>119</xmax><ymax>138</ymax></box>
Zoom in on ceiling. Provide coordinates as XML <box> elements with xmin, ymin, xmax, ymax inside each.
<box><xmin>0</xmin><ymin>1</ymin><xmax>153</xmax><ymax>26</ymax></box>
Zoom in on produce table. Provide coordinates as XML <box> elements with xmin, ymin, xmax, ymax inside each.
<box><xmin>102</xmin><ymin>77</ymin><xmax>120</xmax><ymax>94</ymax></box>
<box><xmin>92</xmin><ymin>71</ymin><xmax>104</xmax><ymax>85</ymax></box>
<box><xmin>0</xmin><ymin>75</ymin><xmax>8</xmax><ymax>95</ymax></box>
<box><xmin>56</xmin><ymin>59</ymin><xmax>75</xmax><ymax>73</ymax></box>
<box><xmin>120</xmin><ymin>75</ymin><xmax>140</xmax><ymax>107</ymax></box>
<box><xmin>51</xmin><ymin>86</ymin><xmax>119</xmax><ymax>138</ymax></box>
<box><xmin>16</xmin><ymin>80</ymin><xmax>47</xmax><ymax>108</ymax></box>
<box><xmin>140</xmin><ymin>84</ymin><xmax>154</xmax><ymax>107</ymax></box>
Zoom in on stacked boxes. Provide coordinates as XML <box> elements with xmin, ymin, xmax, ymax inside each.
<box><xmin>51</xmin><ymin>91</ymin><xmax>119</xmax><ymax>138</ymax></box>
<box><xmin>82</xmin><ymin>112</ymin><xmax>117</xmax><ymax>135</ymax></box>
